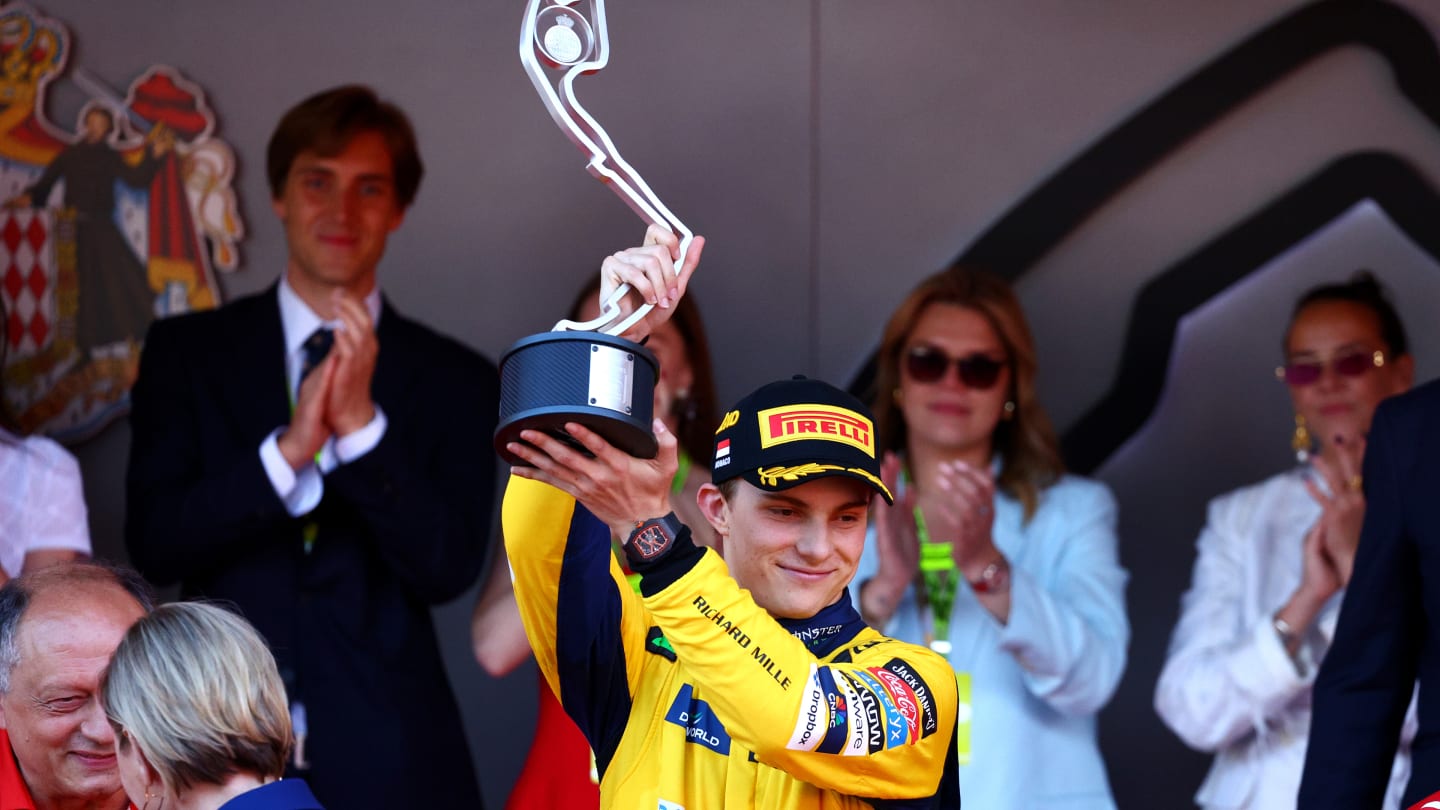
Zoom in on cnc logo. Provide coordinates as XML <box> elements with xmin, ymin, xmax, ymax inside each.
<box><xmin>828</xmin><ymin>690</ymin><xmax>848</xmax><ymax>728</ymax></box>
<box><xmin>814</xmin><ymin>667</ymin><xmax>851</xmax><ymax>755</ymax></box>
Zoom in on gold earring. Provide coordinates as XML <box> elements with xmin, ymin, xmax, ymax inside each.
<box><xmin>1291</xmin><ymin>413</ymin><xmax>1311</xmax><ymax>462</ymax></box>
<box><xmin>893</xmin><ymin>387</ymin><xmax>904</xmax><ymax>405</ymax></box>
<box><xmin>1002</xmin><ymin>401</ymin><xmax>1016</xmax><ymax>420</ymax></box>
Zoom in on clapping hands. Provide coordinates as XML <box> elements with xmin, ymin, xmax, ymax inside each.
<box><xmin>277</xmin><ymin>290</ymin><xmax>379</xmax><ymax>470</ymax></box>
<box><xmin>1302</xmin><ymin>433</ymin><xmax>1367</xmax><ymax>588</ymax></box>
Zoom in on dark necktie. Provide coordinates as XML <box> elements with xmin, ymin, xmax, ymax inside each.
<box><xmin>299</xmin><ymin>327</ymin><xmax>334</xmax><ymax>386</ymax></box>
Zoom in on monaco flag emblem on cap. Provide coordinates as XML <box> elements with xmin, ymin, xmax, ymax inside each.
<box><xmin>716</xmin><ymin>439</ymin><xmax>730</xmax><ymax>459</ymax></box>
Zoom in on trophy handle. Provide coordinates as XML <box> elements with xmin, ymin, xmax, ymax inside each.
<box><xmin>552</xmin><ymin>283</ymin><xmax>645</xmax><ymax>335</ymax></box>
<box><xmin>521</xmin><ymin>0</ymin><xmax>694</xmax><ymax>336</ymax></box>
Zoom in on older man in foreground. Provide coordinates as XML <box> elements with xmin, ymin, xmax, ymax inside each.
<box><xmin>0</xmin><ymin>562</ymin><xmax>153</xmax><ymax>810</ymax></box>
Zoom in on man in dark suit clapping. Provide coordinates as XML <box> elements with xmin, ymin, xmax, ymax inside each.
<box><xmin>125</xmin><ymin>85</ymin><xmax>497</xmax><ymax>809</ymax></box>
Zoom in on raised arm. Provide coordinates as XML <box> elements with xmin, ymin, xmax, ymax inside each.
<box><xmin>510</xmin><ymin>418</ymin><xmax>956</xmax><ymax>801</ymax></box>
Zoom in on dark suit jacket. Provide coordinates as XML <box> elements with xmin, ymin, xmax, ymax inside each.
<box><xmin>126</xmin><ymin>287</ymin><xmax>498</xmax><ymax>809</ymax></box>
<box><xmin>1298</xmin><ymin>378</ymin><xmax>1440</xmax><ymax>807</ymax></box>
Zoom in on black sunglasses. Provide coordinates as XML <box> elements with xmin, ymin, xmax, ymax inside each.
<box><xmin>903</xmin><ymin>345</ymin><xmax>1007</xmax><ymax>389</ymax></box>
<box><xmin>1276</xmin><ymin>349</ymin><xmax>1385</xmax><ymax>386</ymax></box>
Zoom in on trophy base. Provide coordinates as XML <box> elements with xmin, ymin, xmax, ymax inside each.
<box><xmin>495</xmin><ymin>330</ymin><xmax>658</xmax><ymax>466</ymax></box>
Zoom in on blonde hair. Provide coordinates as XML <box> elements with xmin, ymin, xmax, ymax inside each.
<box><xmin>101</xmin><ymin>602</ymin><xmax>292</xmax><ymax>795</ymax></box>
<box><xmin>873</xmin><ymin>267</ymin><xmax>1064</xmax><ymax>519</ymax></box>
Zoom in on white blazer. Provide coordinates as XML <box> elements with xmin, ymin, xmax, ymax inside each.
<box><xmin>1155</xmin><ymin>468</ymin><xmax>1415</xmax><ymax>809</ymax></box>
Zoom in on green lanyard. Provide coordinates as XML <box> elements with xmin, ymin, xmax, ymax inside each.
<box><xmin>671</xmin><ymin>447</ymin><xmax>691</xmax><ymax>495</ymax></box>
<box><xmin>904</xmin><ymin>470</ymin><xmax>958</xmax><ymax>659</ymax></box>
<box><xmin>288</xmin><ymin>390</ymin><xmax>321</xmax><ymax>554</ymax></box>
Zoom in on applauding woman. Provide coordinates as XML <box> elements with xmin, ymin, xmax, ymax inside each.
<box><xmin>1155</xmin><ymin>273</ymin><xmax>1416</xmax><ymax>808</ymax></box>
<box><xmin>855</xmin><ymin>267</ymin><xmax>1129</xmax><ymax>808</ymax></box>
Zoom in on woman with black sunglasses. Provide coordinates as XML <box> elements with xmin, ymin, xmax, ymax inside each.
<box><xmin>1155</xmin><ymin>272</ymin><xmax>1416</xmax><ymax>809</ymax></box>
<box><xmin>854</xmin><ymin>267</ymin><xmax>1128</xmax><ymax>809</ymax></box>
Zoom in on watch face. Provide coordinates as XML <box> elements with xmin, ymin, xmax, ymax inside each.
<box><xmin>632</xmin><ymin>522</ymin><xmax>673</xmax><ymax>560</ymax></box>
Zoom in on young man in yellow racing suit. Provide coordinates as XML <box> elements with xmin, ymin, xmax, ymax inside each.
<box><xmin>504</xmin><ymin>371</ymin><xmax>961</xmax><ymax>809</ymax></box>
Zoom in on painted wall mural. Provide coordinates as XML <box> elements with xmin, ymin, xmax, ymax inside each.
<box><xmin>0</xmin><ymin>3</ymin><xmax>242</xmax><ymax>441</ymax></box>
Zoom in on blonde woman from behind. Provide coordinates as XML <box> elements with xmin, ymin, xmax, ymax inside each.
<box><xmin>101</xmin><ymin>602</ymin><xmax>322</xmax><ymax>810</ymax></box>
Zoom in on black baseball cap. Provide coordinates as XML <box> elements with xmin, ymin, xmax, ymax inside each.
<box><xmin>711</xmin><ymin>376</ymin><xmax>893</xmax><ymax>503</ymax></box>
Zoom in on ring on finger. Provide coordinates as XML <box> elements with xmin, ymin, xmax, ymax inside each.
<box><xmin>1347</xmin><ymin>474</ymin><xmax>1363</xmax><ymax>492</ymax></box>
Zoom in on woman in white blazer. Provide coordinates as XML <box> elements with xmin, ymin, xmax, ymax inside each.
<box><xmin>1155</xmin><ymin>273</ymin><xmax>1416</xmax><ymax>809</ymax></box>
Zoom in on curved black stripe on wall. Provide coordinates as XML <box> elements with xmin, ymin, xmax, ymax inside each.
<box><xmin>1062</xmin><ymin>151</ymin><xmax>1440</xmax><ymax>472</ymax></box>
<box><xmin>849</xmin><ymin>0</ymin><xmax>1440</xmax><ymax>472</ymax></box>
<box><xmin>959</xmin><ymin>0</ymin><xmax>1440</xmax><ymax>278</ymax></box>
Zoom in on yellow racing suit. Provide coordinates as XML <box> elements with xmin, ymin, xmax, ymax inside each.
<box><xmin>503</xmin><ymin>476</ymin><xmax>961</xmax><ymax>808</ymax></box>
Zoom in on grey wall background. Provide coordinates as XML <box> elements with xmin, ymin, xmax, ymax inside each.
<box><xmin>26</xmin><ymin>0</ymin><xmax>1440</xmax><ymax>806</ymax></box>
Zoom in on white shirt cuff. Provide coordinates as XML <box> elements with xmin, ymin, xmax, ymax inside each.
<box><xmin>329</xmin><ymin>405</ymin><xmax>387</xmax><ymax>468</ymax></box>
<box><xmin>260</xmin><ymin>430</ymin><xmax>324</xmax><ymax>517</ymax></box>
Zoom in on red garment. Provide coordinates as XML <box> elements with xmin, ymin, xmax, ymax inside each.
<box><xmin>505</xmin><ymin>675</ymin><xmax>600</xmax><ymax>810</ymax></box>
<box><xmin>0</xmin><ymin>730</ymin><xmax>135</xmax><ymax>810</ymax></box>
<box><xmin>0</xmin><ymin>730</ymin><xmax>37</xmax><ymax>810</ymax></box>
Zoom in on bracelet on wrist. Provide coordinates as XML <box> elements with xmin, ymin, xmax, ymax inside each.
<box><xmin>968</xmin><ymin>556</ymin><xmax>1009</xmax><ymax>594</ymax></box>
<box><xmin>1273</xmin><ymin>613</ymin><xmax>1298</xmax><ymax>648</ymax></box>
<box><xmin>1272</xmin><ymin>612</ymin><xmax>1309</xmax><ymax>675</ymax></box>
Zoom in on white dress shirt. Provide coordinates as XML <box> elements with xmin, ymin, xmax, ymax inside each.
<box><xmin>1155</xmin><ymin>467</ymin><xmax>1415</xmax><ymax>809</ymax></box>
<box><xmin>257</xmin><ymin>278</ymin><xmax>387</xmax><ymax>517</ymax></box>
<box><xmin>0</xmin><ymin>429</ymin><xmax>91</xmax><ymax>576</ymax></box>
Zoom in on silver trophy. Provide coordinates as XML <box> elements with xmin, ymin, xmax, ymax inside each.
<box><xmin>495</xmin><ymin>0</ymin><xmax>695</xmax><ymax>464</ymax></box>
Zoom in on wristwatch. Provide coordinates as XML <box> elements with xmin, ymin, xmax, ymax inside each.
<box><xmin>968</xmin><ymin>557</ymin><xmax>1009</xmax><ymax>594</ymax></box>
<box><xmin>626</xmin><ymin>512</ymin><xmax>684</xmax><ymax>562</ymax></box>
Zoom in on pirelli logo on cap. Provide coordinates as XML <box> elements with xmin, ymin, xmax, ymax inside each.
<box><xmin>757</xmin><ymin>404</ymin><xmax>875</xmax><ymax>457</ymax></box>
